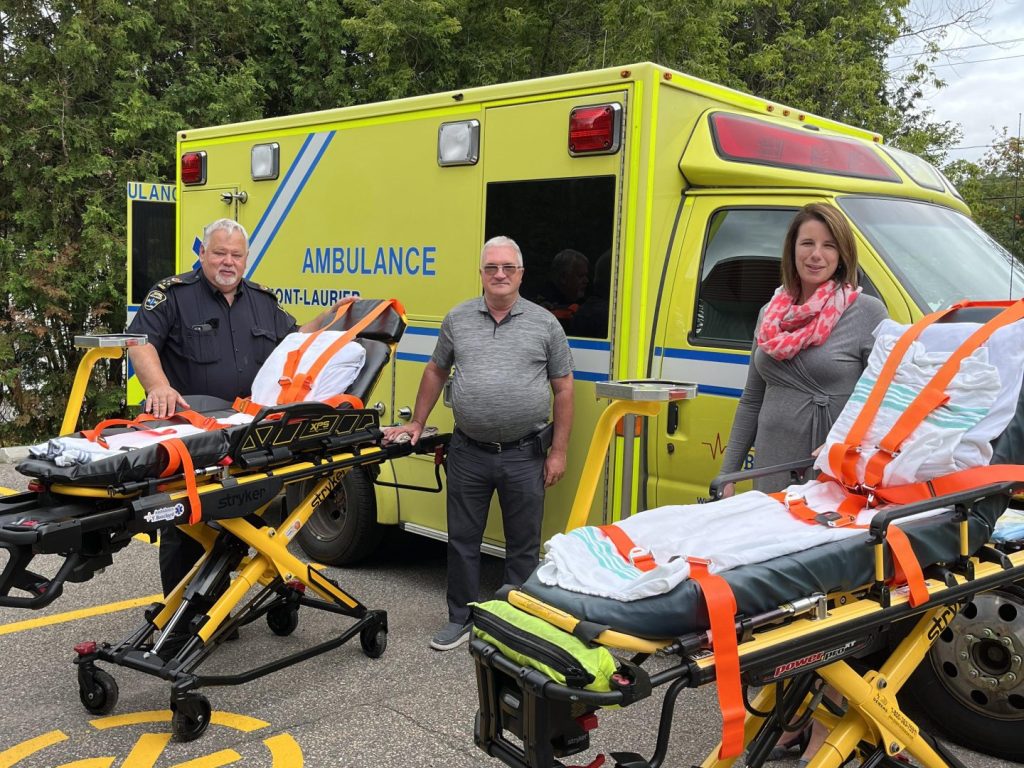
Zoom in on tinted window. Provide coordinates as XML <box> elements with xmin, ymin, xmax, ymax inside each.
<box><xmin>485</xmin><ymin>177</ymin><xmax>615</xmax><ymax>339</ymax></box>
<box><xmin>130</xmin><ymin>200</ymin><xmax>176</xmax><ymax>304</ymax></box>
<box><xmin>693</xmin><ymin>208</ymin><xmax>793</xmax><ymax>345</ymax></box>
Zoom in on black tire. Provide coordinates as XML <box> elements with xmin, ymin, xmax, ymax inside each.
<box><xmin>360</xmin><ymin>624</ymin><xmax>388</xmax><ymax>659</ymax></box>
<box><xmin>79</xmin><ymin>668</ymin><xmax>119</xmax><ymax>715</ymax></box>
<box><xmin>266</xmin><ymin>604</ymin><xmax>299</xmax><ymax>636</ymax></box>
<box><xmin>291</xmin><ymin>467</ymin><xmax>383</xmax><ymax>566</ymax></box>
<box><xmin>171</xmin><ymin>693</ymin><xmax>212</xmax><ymax>742</ymax></box>
<box><xmin>901</xmin><ymin>585</ymin><xmax>1024</xmax><ymax>761</ymax></box>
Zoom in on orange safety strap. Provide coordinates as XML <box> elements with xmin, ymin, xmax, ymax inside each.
<box><xmin>826</xmin><ymin>304</ymin><xmax>960</xmax><ymax>486</ymax></box>
<box><xmin>231</xmin><ymin>397</ymin><xmax>263</xmax><ymax>417</ymax></box>
<box><xmin>874</xmin><ymin>463</ymin><xmax>1024</xmax><ymax>506</ymax></box>
<box><xmin>277</xmin><ymin>299</ymin><xmax>397</xmax><ymax>405</ymax></box>
<box><xmin>598</xmin><ymin>524</ymin><xmax>656</xmax><ymax>571</ymax></box>
<box><xmin>323</xmin><ymin>393</ymin><xmax>364</xmax><ymax>409</ymax></box>
<box><xmin>884</xmin><ymin>525</ymin><xmax>929</xmax><ymax>607</ymax></box>
<box><xmin>159</xmin><ymin>438</ymin><xmax>203</xmax><ymax>525</ymax></box>
<box><xmin>169</xmin><ymin>409</ymin><xmax>233</xmax><ymax>432</ymax></box>
<box><xmin>80</xmin><ymin>414</ymin><xmax>159</xmax><ymax>447</ymax></box>
<box><xmin>862</xmin><ymin>299</ymin><xmax>1024</xmax><ymax>488</ymax></box>
<box><xmin>687</xmin><ymin>557</ymin><xmax>745</xmax><ymax>759</ymax></box>
<box><xmin>278</xmin><ymin>301</ymin><xmax>356</xmax><ymax>403</ymax></box>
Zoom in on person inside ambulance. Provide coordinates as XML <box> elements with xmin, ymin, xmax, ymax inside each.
<box><xmin>536</xmin><ymin>248</ymin><xmax>590</xmax><ymax>330</ymax></box>
<box><xmin>127</xmin><ymin>218</ymin><xmax>346</xmax><ymax>596</ymax></box>
<box><xmin>715</xmin><ymin>202</ymin><xmax>888</xmax><ymax>765</ymax></box>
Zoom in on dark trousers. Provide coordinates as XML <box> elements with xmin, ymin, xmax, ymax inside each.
<box><xmin>445</xmin><ymin>430</ymin><xmax>546</xmax><ymax>625</ymax></box>
<box><xmin>159</xmin><ymin>525</ymin><xmax>204</xmax><ymax>597</ymax></box>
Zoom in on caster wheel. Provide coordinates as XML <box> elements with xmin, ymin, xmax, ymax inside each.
<box><xmin>79</xmin><ymin>668</ymin><xmax>119</xmax><ymax>715</ymax></box>
<box><xmin>171</xmin><ymin>693</ymin><xmax>212</xmax><ymax>742</ymax></box>
<box><xmin>360</xmin><ymin>624</ymin><xmax>387</xmax><ymax>659</ymax></box>
<box><xmin>266</xmin><ymin>604</ymin><xmax>299</xmax><ymax>636</ymax></box>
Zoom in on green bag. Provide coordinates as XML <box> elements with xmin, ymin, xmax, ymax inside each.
<box><xmin>471</xmin><ymin>599</ymin><xmax>618</xmax><ymax>692</ymax></box>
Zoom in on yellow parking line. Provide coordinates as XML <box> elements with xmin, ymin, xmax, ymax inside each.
<box><xmin>0</xmin><ymin>595</ymin><xmax>161</xmax><ymax>636</ymax></box>
<box><xmin>0</xmin><ymin>730</ymin><xmax>67</xmax><ymax>767</ymax></box>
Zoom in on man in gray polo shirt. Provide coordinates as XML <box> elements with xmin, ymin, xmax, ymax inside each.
<box><xmin>383</xmin><ymin>235</ymin><xmax>574</xmax><ymax>651</ymax></box>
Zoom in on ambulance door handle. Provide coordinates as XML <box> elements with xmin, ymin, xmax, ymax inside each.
<box><xmin>220</xmin><ymin>191</ymin><xmax>248</xmax><ymax>204</ymax></box>
<box><xmin>667</xmin><ymin>403</ymin><xmax>679</xmax><ymax>435</ymax></box>
<box><xmin>398</xmin><ymin>406</ymin><xmax>413</xmax><ymax>421</ymax></box>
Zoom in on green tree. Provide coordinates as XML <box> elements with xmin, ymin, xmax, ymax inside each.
<box><xmin>946</xmin><ymin>128</ymin><xmax>1024</xmax><ymax>264</ymax></box>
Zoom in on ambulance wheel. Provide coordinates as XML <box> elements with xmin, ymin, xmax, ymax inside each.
<box><xmin>360</xmin><ymin>625</ymin><xmax>387</xmax><ymax>659</ymax></box>
<box><xmin>267</xmin><ymin>604</ymin><xmax>299</xmax><ymax>636</ymax></box>
<box><xmin>171</xmin><ymin>693</ymin><xmax>212</xmax><ymax>742</ymax></box>
<box><xmin>292</xmin><ymin>468</ymin><xmax>383</xmax><ymax>566</ymax></box>
<box><xmin>903</xmin><ymin>586</ymin><xmax>1024</xmax><ymax>761</ymax></box>
<box><xmin>79</xmin><ymin>668</ymin><xmax>118</xmax><ymax>715</ymax></box>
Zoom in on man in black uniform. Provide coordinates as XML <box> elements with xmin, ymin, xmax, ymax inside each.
<box><xmin>128</xmin><ymin>218</ymin><xmax>338</xmax><ymax>594</ymax></box>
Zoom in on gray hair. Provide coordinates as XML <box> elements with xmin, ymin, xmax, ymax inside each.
<box><xmin>203</xmin><ymin>218</ymin><xmax>250</xmax><ymax>250</ymax></box>
<box><xmin>481</xmin><ymin>235</ymin><xmax>523</xmax><ymax>267</ymax></box>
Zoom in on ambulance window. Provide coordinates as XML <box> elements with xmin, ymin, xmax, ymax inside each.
<box><xmin>693</xmin><ymin>208</ymin><xmax>793</xmax><ymax>346</ymax></box>
<box><xmin>130</xmin><ymin>200</ymin><xmax>176</xmax><ymax>305</ymax></box>
<box><xmin>485</xmin><ymin>177</ymin><xmax>615</xmax><ymax>339</ymax></box>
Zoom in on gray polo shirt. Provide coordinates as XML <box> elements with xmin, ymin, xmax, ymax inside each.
<box><xmin>432</xmin><ymin>296</ymin><xmax>573</xmax><ymax>442</ymax></box>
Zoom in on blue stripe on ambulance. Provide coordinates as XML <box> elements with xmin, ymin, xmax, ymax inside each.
<box><xmin>245</xmin><ymin>130</ymin><xmax>337</xmax><ymax>280</ymax></box>
<box><xmin>655</xmin><ymin>346</ymin><xmax>749</xmax><ymax>399</ymax></box>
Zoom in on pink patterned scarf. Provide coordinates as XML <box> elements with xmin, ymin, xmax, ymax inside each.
<box><xmin>757</xmin><ymin>281</ymin><xmax>860</xmax><ymax>361</ymax></box>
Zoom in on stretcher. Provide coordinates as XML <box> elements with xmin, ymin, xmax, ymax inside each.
<box><xmin>0</xmin><ymin>299</ymin><xmax>449</xmax><ymax>741</ymax></box>
<box><xmin>469</xmin><ymin>301</ymin><xmax>1024</xmax><ymax>768</ymax></box>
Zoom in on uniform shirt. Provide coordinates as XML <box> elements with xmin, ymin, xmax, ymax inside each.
<box><xmin>432</xmin><ymin>296</ymin><xmax>573</xmax><ymax>442</ymax></box>
<box><xmin>128</xmin><ymin>270</ymin><xmax>297</xmax><ymax>402</ymax></box>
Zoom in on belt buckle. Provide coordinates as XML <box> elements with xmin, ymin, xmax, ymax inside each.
<box><xmin>783</xmin><ymin>491</ymin><xmax>805</xmax><ymax>510</ymax></box>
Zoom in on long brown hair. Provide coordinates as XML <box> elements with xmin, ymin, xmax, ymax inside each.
<box><xmin>780</xmin><ymin>203</ymin><xmax>858</xmax><ymax>299</ymax></box>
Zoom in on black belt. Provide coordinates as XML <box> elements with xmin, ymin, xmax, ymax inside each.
<box><xmin>455</xmin><ymin>428</ymin><xmax>538</xmax><ymax>454</ymax></box>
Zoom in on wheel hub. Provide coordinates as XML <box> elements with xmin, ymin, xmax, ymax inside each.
<box><xmin>929</xmin><ymin>590</ymin><xmax>1024</xmax><ymax>718</ymax></box>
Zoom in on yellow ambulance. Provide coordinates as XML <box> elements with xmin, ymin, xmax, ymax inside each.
<box><xmin>124</xmin><ymin>61</ymin><xmax>1024</xmax><ymax>753</ymax></box>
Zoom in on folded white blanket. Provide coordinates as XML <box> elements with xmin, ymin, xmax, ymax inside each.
<box><xmin>250</xmin><ymin>331</ymin><xmax>365</xmax><ymax>406</ymax></box>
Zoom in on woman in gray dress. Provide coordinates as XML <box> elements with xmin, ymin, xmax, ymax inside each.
<box><xmin>717</xmin><ymin>202</ymin><xmax>888</xmax><ymax>766</ymax></box>
<box><xmin>719</xmin><ymin>202</ymin><xmax>888</xmax><ymax>496</ymax></box>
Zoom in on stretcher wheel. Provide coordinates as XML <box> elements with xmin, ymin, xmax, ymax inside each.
<box><xmin>360</xmin><ymin>624</ymin><xmax>387</xmax><ymax>659</ymax></box>
<box><xmin>292</xmin><ymin>467</ymin><xmax>383</xmax><ymax>566</ymax></box>
<box><xmin>266</xmin><ymin>604</ymin><xmax>299</xmax><ymax>636</ymax></box>
<box><xmin>902</xmin><ymin>585</ymin><xmax>1024</xmax><ymax>761</ymax></box>
<box><xmin>171</xmin><ymin>693</ymin><xmax>212</xmax><ymax>742</ymax></box>
<box><xmin>78</xmin><ymin>668</ymin><xmax>118</xmax><ymax>715</ymax></box>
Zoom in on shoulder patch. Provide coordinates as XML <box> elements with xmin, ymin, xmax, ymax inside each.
<box><xmin>143</xmin><ymin>290</ymin><xmax>167</xmax><ymax>311</ymax></box>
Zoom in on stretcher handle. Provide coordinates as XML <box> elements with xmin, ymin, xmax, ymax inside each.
<box><xmin>0</xmin><ymin>550</ymin><xmax>79</xmax><ymax>609</ymax></box>
<box><xmin>709</xmin><ymin>458</ymin><xmax>815</xmax><ymax>499</ymax></box>
<box><xmin>866</xmin><ymin>481</ymin><xmax>1017</xmax><ymax>542</ymax></box>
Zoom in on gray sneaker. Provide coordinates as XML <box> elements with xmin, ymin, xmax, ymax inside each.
<box><xmin>430</xmin><ymin>621</ymin><xmax>471</xmax><ymax>651</ymax></box>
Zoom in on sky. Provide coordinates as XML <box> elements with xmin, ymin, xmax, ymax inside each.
<box><xmin>893</xmin><ymin>0</ymin><xmax>1024</xmax><ymax>162</ymax></box>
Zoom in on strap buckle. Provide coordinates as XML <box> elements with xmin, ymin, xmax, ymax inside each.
<box><xmin>686</xmin><ymin>555</ymin><xmax>713</xmax><ymax>568</ymax></box>
<box><xmin>628</xmin><ymin>546</ymin><xmax>655</xmax><ymax>569</ymax></box>
<box><xmin>783</xmin><ymin>491</ymin><xmax>805</xmax><ymax>510</ymax></box>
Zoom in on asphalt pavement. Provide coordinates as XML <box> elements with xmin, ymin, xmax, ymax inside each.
<box><xmin>0</xmin><ymin>461</ymin><xmax>1017</xmax><ymax>767</ymax></box>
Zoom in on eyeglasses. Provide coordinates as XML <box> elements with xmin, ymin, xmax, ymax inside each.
<box><xmin>482</xmin><ymin>264</ymin><xmax>522</xmax><ymax>275</ymax></box>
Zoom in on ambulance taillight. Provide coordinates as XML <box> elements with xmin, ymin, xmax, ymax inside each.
<box><xmin>568</xmin><ymin>104</ymin><xmax>622</xmax><ymax>156</ymax></box>
<box><xmin>709</xmin><ymin>112</ymin><xmax>900</xmax><ymax>182</ymax></box>
<box><xmin>181</xmin><ymin>151</ymin><xmax>207</xmax><ymax>185</ymax></box>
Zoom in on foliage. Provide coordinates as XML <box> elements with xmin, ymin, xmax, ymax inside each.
<box><xmin>945</xmin><ymin>128</ymin><xmax>1024</xmax><ymax>264</ymax></box>
<box><xmin>0</xmin><ymin>0</ymin><xmax>965</xmax><ymax>442</ymax></box>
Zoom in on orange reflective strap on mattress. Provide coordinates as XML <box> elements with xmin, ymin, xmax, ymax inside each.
<box><xmin>81</xmin><ymin>415</ymin><xmax>158</xmax><ymax>447</ymax></box>
<box><xmin>160</xmin><ymin>438</ymin><xmax>202</xmax><ymax>525</ymax></box>
<box><xmin>885</xmin><ymin>525</ymin><xmax>929</xmax><ymax>607</ymax></box>
<box><xmin>277</xmin><ymin>299</ymin><xmax>396</xmax><ymax>406</ymax></box>
<box><xmin>826</xmin><ymin>304</ymin><xmax>957</xmax><ymax>487</ymax></box>
<box><xmin>231</xmin><ymin>397</ymin><xmax>263</xmax><ymax>417</ymax></box>
<box><xmin>171</xmin><ymin>409</ymin><xmax>232</xmax><ymax>432</ymax></box>
<box><xmin>875</xmin><ymin>463</ymin><xmax>1024</xmax><ymax>506</ymax></box>
<box><xmin>598</xmin><ymin>524</ymin><xmax>656</xmax><ymax>572</ymax></box>
<box><xmin>686</xmin><ymin>557</ymin><xmax>744</xmax><ymax>759</ymax></box>
<box><xmin>862</xmin><ymin>299</ymin><xmax>1024</xmax><ymax>489</ymax></box>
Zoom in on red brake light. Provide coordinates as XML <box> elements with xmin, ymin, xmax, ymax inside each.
<box><xmin>709</xmin><ymin>113</ymin><xmax>900</xmax><ymax>182</ymax></box>
<box><xmin>569</xmin><ymin>104</ymin><xmax>622</xmax><ymax>156</ymax></box>
<box><xmin>181</xmin><ymin>151</ymin><xmax>207</xmax><ymax>185</ymax></box>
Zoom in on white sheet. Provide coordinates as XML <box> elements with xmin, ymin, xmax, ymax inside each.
<box><xmin>250</xmin><ymin>331</ymin><xmax>365</xmax><ymax>407</ymax></box>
